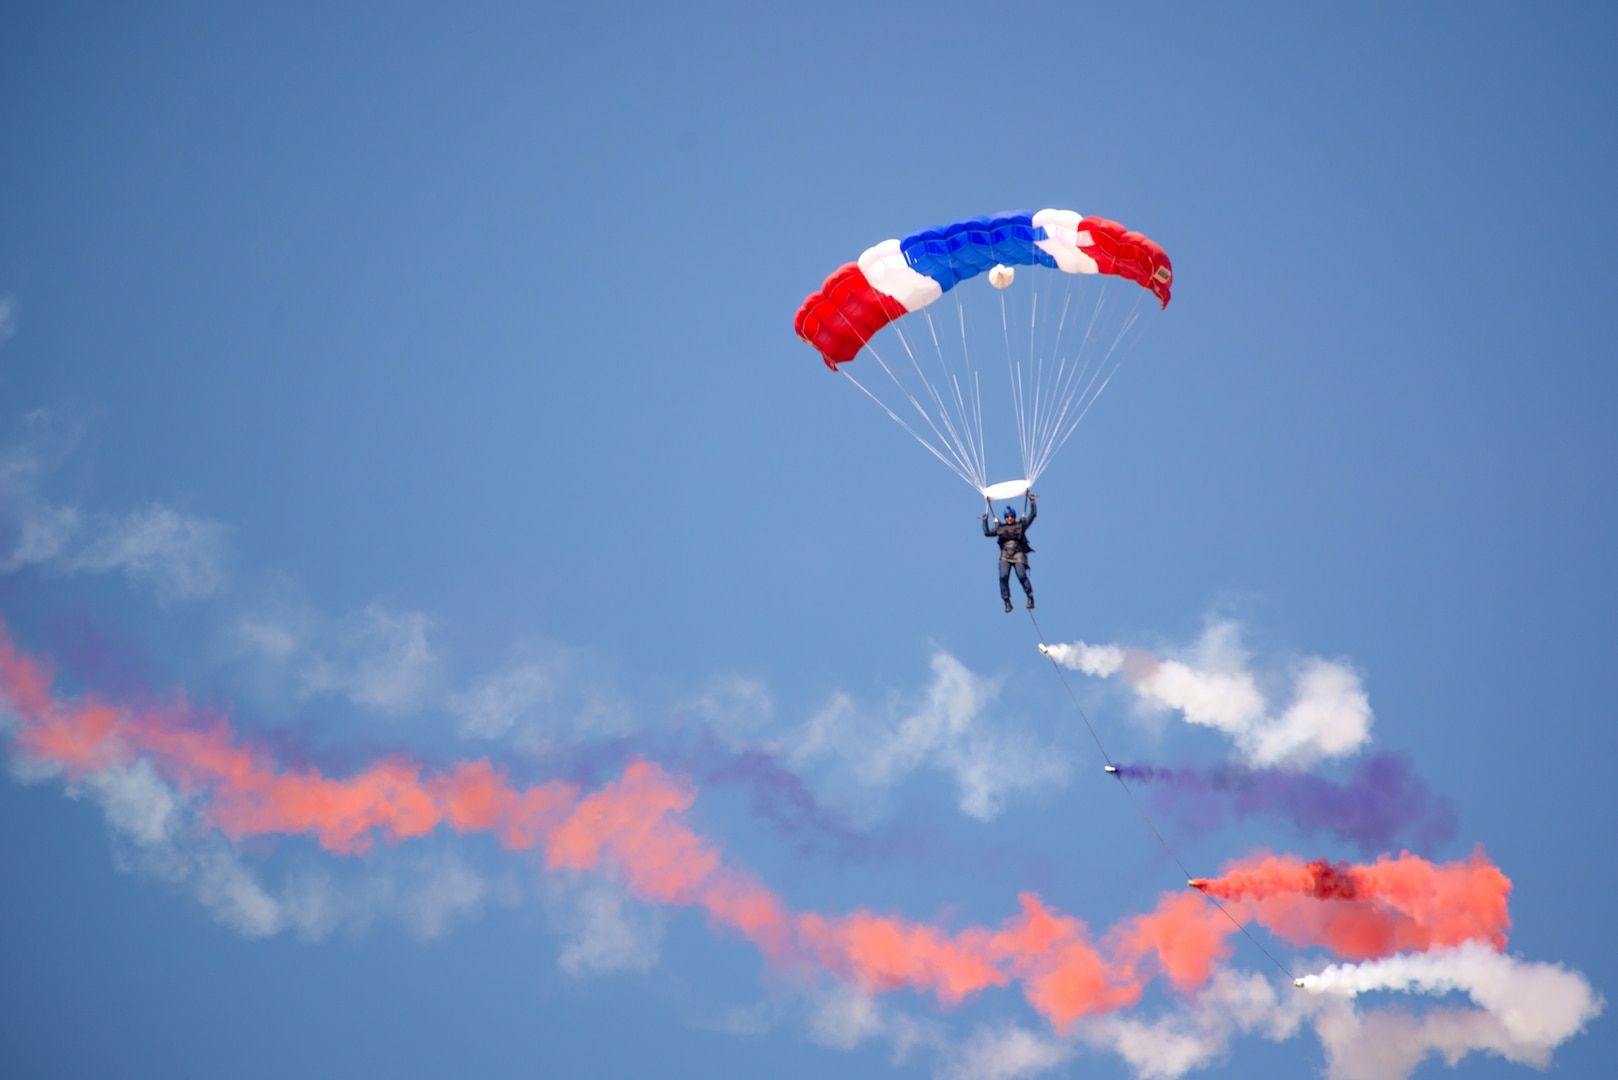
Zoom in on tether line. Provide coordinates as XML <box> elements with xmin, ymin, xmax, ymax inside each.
<box><xmin>1025</xmin><ymin>609</ymin><xmax>1297</xmax><ymax>983</ymax></box>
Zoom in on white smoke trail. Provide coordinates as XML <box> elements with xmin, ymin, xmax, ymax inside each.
<box><xmin>1042</xmin><ymin>621</ymin><xmax>1371</xmax><ymax>768</ymax></box>
<box><xmin>1039</xmin><ymin>640</ymin><xmax>1124</xmax><ymax>676</ymax></box>
<box><xmin>1296</xmin><ymin>941</ymin><xmax>1603</xmax><ymax>1052</ymax></box>
<box><xmin>1072</xmin><ymin>952</ymin><xmax>1601</xmax><ymax>1080</ymax></box>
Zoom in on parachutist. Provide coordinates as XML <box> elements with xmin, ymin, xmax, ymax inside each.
<box><xmin>983</xmin><ymin>496</ymin><xmax>1037</xmax><ymax>613</ymax></box>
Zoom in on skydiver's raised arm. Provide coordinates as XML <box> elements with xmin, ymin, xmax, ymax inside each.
<box><xmin>981</xmin><ymin>513</ymin><xmax>998</xmax><ymax>537</ymax></box>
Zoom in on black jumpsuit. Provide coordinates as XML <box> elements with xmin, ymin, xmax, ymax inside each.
<box><xmin>982</xmin><ymin>501</ymin><xmax>1036</xmax><ymax>605</ymax></box>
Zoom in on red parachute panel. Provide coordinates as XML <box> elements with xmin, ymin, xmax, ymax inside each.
<box><xmin>1078</xmin><ymin>217</ymin><xmax>1174</xmax><ymax>308</ymax></box>
<box><xmin>793</xmin><ymin>263</ymin><xmax>909</xmax><ymax>370</ymax></box>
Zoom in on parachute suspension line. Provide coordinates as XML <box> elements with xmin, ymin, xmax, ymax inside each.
<box><xmin>900</xmin><ymin>320</ymin><xmax>988</xmax><ymax>490</ymax></box>
<box><xmin>970</xmin><ymin>362</ymin><xmax>986</xmax><ymax>495</ymax></box>
<box><xmin>866</xmin><ymin>341</ymin><xmax>981</xmax><ymax>490</ymax></box>
<box><xmin>916</xmin><ymin>307</ymin><xmax>989</xmax><ymax>489</ymax></box>
<box><xmin>856</xmin><ymin>311</ymin><xmax>989</xmax><ymax>492</ymax></box>
<box><xmin>1025</xmin><ymin>280</ymin><xmax>1049</xmax><ymax>484</ymax></box>
<box><xmin>999</xmin><ymin>290</ymin><xmax>1026</xmax><ymax>484</ymax></box>
<box><xmin>1035</xmin><ymin>279</ymin><xmax>1106</xmax><ymax>481</ymax></box>
<box><xmin>1024</xmin><ymin>280</ymin><xmax>1064</xmax><ymax>485</ymax></box>
<box><xmin>948</xmin><ymin>277</ymin><xmax>989</xmax><ymax>488</ymax></box>
<box><xmin>1022</xmin><ymin>285</ymin><xmax>1150</xmax><ymax>484</ymax></box>
<box><xmin>1034</xmin><ymin>286</ymin><xmax>1077</xmax><ymax>470</ymax></box>
<box><xmin>1035</xmin><ymin>318</ymin><xmax>1139</xmax><ymax>476</ymax></box>
<box><xmin>1012</xmin><ymin>364</ymin><xmax>1033</xmax><ymax>486</ymax></box>
<box><xmin>1024</xmin><ymin>608</ymin><xmax>1297</xmax><ymax>983</ymax></box>
<box><xmin>1021</xmin><ymin>278</ymin><xmax>1101</xmax><ymax>488</ymax></box>
<box><xmin>1010</xmin><ymin>318</ymin><xmax>1028</xmax><ymax>481</ymax></box>
<box><xmin>1022</xmin><ymin>296</ymin><xmax>1074</xmax><ymax>485</ymax></box>
<box><xmin>884</xmin><ymin>327</ymin><xmax>985</xmax><ymax>491</ymax></box>
<box><xmin>833</xmin><ymin>270</ymin><xmax>1152</xmax><ymax>498</ymax></box>
<box><xmin>1033</xmin><ymin>299</ymin><xmax>1145</xmax><ymax>480</ymax></box>
<box><xmin>834</xmin><ymin>283</ymin><xmax>983</xmax><ymax>488</ymax></box>
<box><xmin>1017</xmin><ymin>281</ymin><xmax>1037</xmax><ymax>486</ymax></box>
<box><xmin>866</xmin><ymin>338</ymin><xmax>973</xmax><ymax>478</ymax></box>
<box><xmin>1013</xmin><ymin>279</ymin><xmax>1062</xmax><ymax>487</ymax></box>
<box><xmin>839</xmin><ymin>368</ymin><xmax>982</xmax><ymax>491</ymax></box>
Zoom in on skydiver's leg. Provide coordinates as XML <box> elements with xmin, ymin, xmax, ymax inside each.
<box><xmin>999</xmin><ymin>560</ymin><xmax>1013</xmax><ymax>610</ymax></box>
<box><xmin>1014</xmin><ymin>562</ymin><xmax>1033</xmax><ymax>607</ymax></box>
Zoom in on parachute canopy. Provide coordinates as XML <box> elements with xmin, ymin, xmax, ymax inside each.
<box><xmin>793</xmin><ymin>207</ymin><xmax>1172</xmax><ymax>496</ymax></box>
<box><xmin>795</xmin><ymin>209</ymin><xmax>1171</xmax><ymax>372</ymax></box>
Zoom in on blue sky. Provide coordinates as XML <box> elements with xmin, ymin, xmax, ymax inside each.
<box><xmin>2</xmin><ymin>2</ymin><xmax>1615</xmax><ymax>1078</ymax></box>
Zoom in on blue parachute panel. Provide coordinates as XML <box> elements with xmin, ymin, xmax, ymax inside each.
<box><xmin>899</xmin><ymin>211</ymin><xmax>1057</xmax><ymax>292</ymax></box>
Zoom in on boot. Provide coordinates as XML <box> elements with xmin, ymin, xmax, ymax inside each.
<box><xmin>1026</xmin><ymin>594</ymin><xmax>1035</xmax><ymax>609</ymax></box>
<box><xmin>1004</xmin><ymin>599</ymin><xmax>1014</xmax><ymax>613</ymax></box>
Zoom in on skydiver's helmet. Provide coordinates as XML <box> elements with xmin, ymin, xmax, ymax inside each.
<box><xmin>1003</xmin><ymin>506</ymin><xmax>1017</xmax><ymax>522</ymax></box>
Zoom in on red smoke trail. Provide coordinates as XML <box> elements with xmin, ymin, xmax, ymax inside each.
<box><xmin>1190</xmin><ymin>852</ymin><xmax>1512</xmax><ymax>959</ymax></box>
<box><xmin>0</xmin><ymin>625</ymin><xmax>1512</xmax><ymax>1029</ymax></box>
<box><xmin>0</xmin><ymin>626</ymin><xmax>798</xmax><ymax>958</ymax></box>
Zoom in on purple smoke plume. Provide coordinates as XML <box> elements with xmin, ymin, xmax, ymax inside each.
<box><xmin>1114</xmin><ymin>752</ymin><xmax>1458</xmax><ymax>855</ymax></box>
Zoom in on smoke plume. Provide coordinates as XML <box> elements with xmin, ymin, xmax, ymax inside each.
<box><xmin>0</xmin><ymin>621</ymin><xmax>1599</xmax><ymax>1075</ymax></box>
<box><xmin>1044</xmin><ymin>623</ymin><xmax>1372</xmax><ymax>768</ymax></box>
<box><xmin>1115</xmin><ymin>754</ymin><xmax>1457</xmax><ymax>855</ymax></box>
